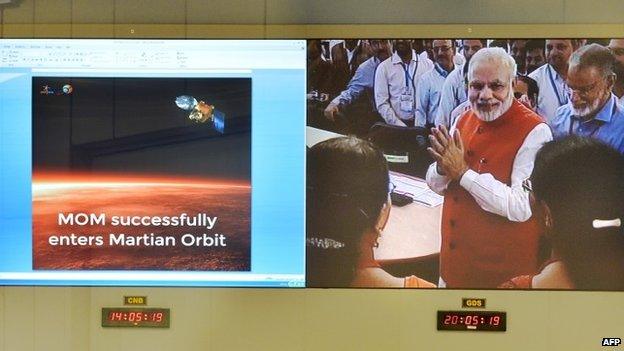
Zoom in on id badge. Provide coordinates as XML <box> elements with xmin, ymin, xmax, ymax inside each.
<box><xmin>400</xmin><ymin>93</ymin><xmax>413</xmax><ymax>112</ymax></box>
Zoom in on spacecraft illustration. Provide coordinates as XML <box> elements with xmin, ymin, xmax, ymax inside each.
<box><xmin>175</xmin><ymin>95</ymin><xmax>226</xmax><ymax>133</ymax></box>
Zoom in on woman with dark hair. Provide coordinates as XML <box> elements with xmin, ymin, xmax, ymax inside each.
<box><xmin>500</xmin><ymin>136</ymin><xmax>624</xmax><ymax>290</ymax></box>
<box><xmin>306</xmin><ymin>136</ymin><xmax>435</xmax><ymax>288</ymax></box>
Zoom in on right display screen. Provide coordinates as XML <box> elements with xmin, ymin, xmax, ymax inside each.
<box><xmin>305</xmin><ymin>38</ymin><xmax>624</xmax><ymax>290</ymax></box>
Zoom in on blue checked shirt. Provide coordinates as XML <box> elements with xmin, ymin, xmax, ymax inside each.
<box><xmin>329</xmin><ymin>56</ymin><xmax>381</xmax><ymax>108</ymax></box>
<box><xmin>552</xmin><ymin>94</ymin><xmax>624</xmax><ymax>154</ymax></box>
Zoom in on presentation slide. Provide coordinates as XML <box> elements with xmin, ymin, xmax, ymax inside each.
<box><xmin>0</xmin><ymin>39</ymin><xmax>306</xmax><ymax>287</ymax></box>
<box><xmin>32</xmin><ymin>77</ymin><xmax>252</xmax><ymax>272</ymax></box>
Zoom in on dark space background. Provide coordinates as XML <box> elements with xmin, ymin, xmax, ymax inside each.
<box><xmin>32</xmin><ymin>77</ymin><xmax>251</xmax><ymax>180</ymax></box>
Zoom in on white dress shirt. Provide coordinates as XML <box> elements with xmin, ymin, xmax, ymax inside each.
<box><xmin>453</xmin><ymin>53</ymin><xmax>466</xmax><ymax>67</ymax></box>
<box><xmin>374</xmin><ymin>51</ymin><xmax>434</xmax><ymax>126</ymax></box>
<box><xmin>529</xmin><ymin>63</ymin><xmax>570</xmax><ymax>125</ymax></box>
<box><xmin>426</xmin><ymin>112</ymin><xmax>553</xmax><ymax>222</ymax></box>
<box><xmin>346</xmin><ymin>47</ymin><xmax>356</xmax><ymax>64</ymax></box>
<box><xmin>415</xmin><ymin>63</ymin><xmax>453</xmax><ymax>127</ymax></box>
<box><xmin>618</xmin><ymin>94</ymin><xmax>624</xmax><ymax>106</ymax></box>
<box><xmin>435</xmin><ymin>63</ymin><xmax>467</xmax><ymax>128</ymax></box>
<box><xmin>328</xmin><ymin>40</ymin><xmax>344</xmax><ymax>61</ymax></box>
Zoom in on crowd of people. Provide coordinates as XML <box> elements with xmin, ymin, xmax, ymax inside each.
<box><xmin>306</xmin><ymin>38</ymin><xmax>624</xmax><ymax>290</ymax></box>
<box><xmin>308</xmin><ymin>39</ymin><xmax>624</xmax><ymax>147</ymax></box>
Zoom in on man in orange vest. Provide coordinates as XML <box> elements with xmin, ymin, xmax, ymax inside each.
<box><xmin>426</xmin><ymin>48</ymin><xmax>553</xmax><ymax>288</ymax></box>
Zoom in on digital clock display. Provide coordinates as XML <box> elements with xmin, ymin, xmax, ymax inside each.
<box><xmin>437</xmin><ymin>311</ymin><xmax>506</xmax><ymax>332</ymax></box>
<box><xmin>102</xmin><ymin>308</ymin><xmax>170</xmax><ymax>328</ymax></box>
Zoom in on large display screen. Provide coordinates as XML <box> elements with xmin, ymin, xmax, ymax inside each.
<box><xmin>2</xmin><ymin>37</ymin><xmax>623</xmax><ymax>291</ymax></box>
<box><xmin>306</xmin><ymin>38</ymin><xmax>624</xmax><ymax>290</ymax></box>
<box><xmin>0</xmin><ymin>39</ymin><xmax>306</xmax><ymax>287</ymax></box>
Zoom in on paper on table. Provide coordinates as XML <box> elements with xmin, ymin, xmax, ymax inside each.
<box><xmin>414</xmin><ymin>189</ymin><xmax>444</xmax><ymax>207</ymax></box>
<box><xmin>306</xmin><ymin>126</ymin><xmax>342</xmax><ymax>148</ymax></box>
<box><xmin>390</xmin><ymin>173</ymin><xmax>444</xmax><ymax>207</ymax></box>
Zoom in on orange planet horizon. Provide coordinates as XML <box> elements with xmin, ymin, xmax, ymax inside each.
<box><xmin>32</xmin><ymin>173</ymin><xmax>251</xmax><ymax>271</ymax></box>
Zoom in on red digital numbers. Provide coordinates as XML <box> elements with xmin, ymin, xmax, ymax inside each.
<box><xmin>444</xmin><ymin>314</ymin><xmax>462</xmax><ymax>324</ymax></box>
<box><xmin>153</xmin><ymin>312</ymin><xmax>163</xmax><ymax>322</ymax></box>
<box><xmin>110</xmin><ymin>311</ymin><xmax>164</xmax><ymax>323</ymax></box>
<box><xmin>128</xmin><ymin>312</ymin><xmax>143</xmax><ymax>322</ymax></box>
<box><xmin>438</xmin><ymin>311</ymin><xmax>505</xmax><ymax>331</ymax></box>
<box><xmin>489</xmin><ymin>316</ymin><xmax>500</xmax><ymax>326</ymax></box>
<box><xmin>108</xmin><ymin>312</ymin><xmax>124</xmax><ymax>321</ymax></box>
<box><xmin>108</xmin><ymin>311</ymin><xmax>163</xmax><ymax>324</ymax></box>
<box><xmin>103</xmin><ymin>308</ymin><xmax>168</xmax><ymax>328</ymax></box>
<box><xmin>465</xmin><ymin>316</ymin><xmax>479</xmax><ymax>326</ymax></box>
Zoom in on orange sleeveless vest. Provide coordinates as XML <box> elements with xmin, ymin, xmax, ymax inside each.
<box><xmin>440</xmin><ymin>100</ymin><xmax>545</xmax><ymax>288</ymax></box>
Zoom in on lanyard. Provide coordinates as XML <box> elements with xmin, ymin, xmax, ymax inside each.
<box><xmin>568</xmin><ymin>98</ymin><xmax>616</xmax><ymax>136</ymax></box>
<box><xmin>400</xmin><ymin>59</ymin><xmax>418</xmax><ymax>90</ymax></box>
<box><xmin>548</xmin><ymin>65</ymin><xmax>568</xmax><ymax>107</ymax></box>
<box><xmin>569</xmin><ymin>118</ymin><xmax>602</xmax><ymax>137</ymax></box>
<box><xmin>434</xmin><ymin>63</ymin><xmax>450</xmax><ymax>78</ymax></box>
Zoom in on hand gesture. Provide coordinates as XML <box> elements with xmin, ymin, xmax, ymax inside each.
<box><xmin>427</xmin><ymin>125</ymin><xmax>469</xmax><ymax>181</ymax></box>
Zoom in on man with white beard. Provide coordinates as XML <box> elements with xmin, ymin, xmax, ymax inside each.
<box><xmin>426</xmin><ymin>48</ymin><xmax>553</xmax><ymax>288</ymax></box>
<box><xmin>551</xmin><ymin>44</ymin><xmax>624</xmax><ymax>154</ymax></box>
<box><xmin>608</xmin><ymin>39</ymin><xmax>624</xmax><ymax>105</ymax></box>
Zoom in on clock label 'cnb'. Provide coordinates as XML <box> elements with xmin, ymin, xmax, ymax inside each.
<box><xmin>124</xmin><ymin>296</ymin><xmax>147</xmax><ymax>305</ymax></box>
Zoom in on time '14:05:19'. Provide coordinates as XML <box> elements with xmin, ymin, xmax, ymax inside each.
<box><xmin>108</xmin><ymin>311</ymin><xmax>164</xmax><ymax>322</ymax></box>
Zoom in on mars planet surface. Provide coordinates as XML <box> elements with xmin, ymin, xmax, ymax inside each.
<box><xmin>32</xmin><ymin>175</ymin><xmax>251</xmax><ymax>271</ymax></box>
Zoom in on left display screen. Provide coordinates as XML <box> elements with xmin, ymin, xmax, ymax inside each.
<box><xmin>0</xmin><ymin>39</ymin><xmax>307</xmax><ymax>287</ymax></box>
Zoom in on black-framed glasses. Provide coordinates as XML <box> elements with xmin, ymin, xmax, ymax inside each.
<box><xmin>433</xmin><ymin>46</ymin><xmax>452</xmax><ymax>53</ymax></box>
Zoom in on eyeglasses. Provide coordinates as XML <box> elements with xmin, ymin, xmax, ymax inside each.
<box><xmin>568</xmin><ymin>81</ymin><xmax>602</xmax><ymax>98</ymax></box>
<box><xmin>433</xmin><ymin>46</ymin><xmax>452</xmax><ymax>53</ymax></box>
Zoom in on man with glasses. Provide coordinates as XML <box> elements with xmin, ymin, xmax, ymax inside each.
<box><xmin>426</xmin><ymin>48</ymin><xmax>553</xmax><ymax>288</ymax></box>
<box><xmin>551</xmin><ymin>44</ymin><xmax>624</xmax><ymax>154</ymax></box>
<box><xmin>607</xmin><ymin>39</ymin><xmax>624</xmax><ymax>105</ymax></box>
<box><xmin>435</xmin><ymin>39</ymin><xmax>486</xmax><ymax>128</ymax></box>
<box><xmin>415</xmin><ymin>40</ymin><xmax>456</xmax><ymax>128</ymax></box>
